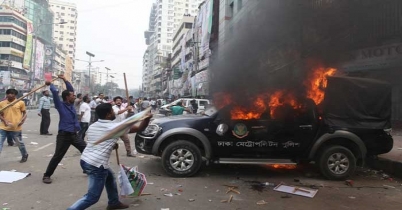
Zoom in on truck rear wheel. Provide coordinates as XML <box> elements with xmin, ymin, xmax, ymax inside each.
<box><xmin>162</xmin><ymin>140</ymin><xmax>202</xmax><ymax>177</ymax></box>
<box><xmin>318</xmin><ymin>145</ymin><xmax>356</xmax><ymax>180</ymax></box>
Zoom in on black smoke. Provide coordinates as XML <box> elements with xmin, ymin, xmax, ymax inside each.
<box><xmin>209</xmin><ymin>0</ymin><xmax>396</xmax><ymax>106</ymax></box>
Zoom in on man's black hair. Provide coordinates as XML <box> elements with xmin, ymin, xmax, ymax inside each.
<box><xmin>129</xmin><ymin>96</ymin><xmax>133</xmax><ymax>99</ymax></box>
<box><xmin>113</xmin><ymin>96</ymin><xmax>123</xmax><ymax>102</ymax></box>
<box><xmin>6</xmin><ymin>89</ymin><xmax>18</xmax><ymax>95</ymax></box>
<box><xmin>98</xmin><ymin>93</ymin><xmax>103</xmax><ymax>96</ymax></box>
<box><xmin>42</xmin><ymin>90</ymin><xmax>48</xmax><ymax>95</ymax></box>
<box><xmin>176</xmin><ymin>101</ymin><xmax>182</xmax><ymax>106</ymax></box>
<box><xmin>77</xmin><ymin>93</ymin><xmax>82</xmax><ymax>98</ymax></box>
<box><xmin>62</xmin><ymin>90</ymin><xmax>73</xmax><ymax>101</ymax></box>
<box><xmin>83</xmin><ymin>96</ymin><xmax>89</xmax><ymax>102</ymax></box>
<box><xmin>96</xmin><ymin>103</ymin><xmax>113</xmax><ymax>120</ymax></box>
<box><xmin>143</xmin><ymin>97</ymin><xmax>148</xmax><ymax>100</ymax></box>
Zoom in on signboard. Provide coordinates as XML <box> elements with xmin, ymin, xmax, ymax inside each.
<box><xmin>34</xmin><ymin>40</ymin><xmax>44</xmax><ymax>79</ymax></box>
<box><xmin>23</xmin><ymin>21</ymin><xmax>33</xmax><ymax>70</ymax></box>
<box><xmin>341</xmin><ymin>43</ymin><xmax>402</xmax><ymax>72</ymax></box>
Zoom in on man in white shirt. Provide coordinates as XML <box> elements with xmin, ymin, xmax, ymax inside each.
<box><xmin>67</xmin><ymin>103</ymin><xmax>151</xmax><ymax>210</ymax></box>
<box><xmin>78</xmin><ymin>96</ymin><xmax>91</xmax><ymax>141</ymax></box>
<box><xmin>112</xmin><ymin>96</ymin><xmax>134</xmax><ymax>157</ymax></box>
<box><xmin>89</xmin><ymin>96</ymin><xmax>98</xmax><ymax>124</ymax></box>
<box><xmin>74</xmin><ymin>93</ymin><xmax>83</xmax><ymax>119</ymax></box>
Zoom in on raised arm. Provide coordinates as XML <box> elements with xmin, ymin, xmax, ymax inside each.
<box><xmin>50</xmin><ymin>84</ymin><xmax>61</xmax><ymax>110</ymax></box>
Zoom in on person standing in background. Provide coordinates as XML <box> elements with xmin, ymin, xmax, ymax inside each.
<box><xmin>141</xmin><ymin>97</ymin><xmax>150</xmax><ymax>112</ymax></box>
<box><xmin>74</xmin><ymin>93</ymin><xmax>83</xmax><ymax>120</ymax></box>
<box><xmin>78</xmin><ymin>96</ymin><xmax>91</xmax><ymax>141</ymax></box>
<box><xmin>112</xmin><ymin>96</ymin><xmax>135</xmax><ymax>157</ymax></box>
<box><xmin>0</xmin><ymin>89</ymin><xmax>29</xmax><ymax>163</ymax></box>
<box><xmin>89</xmin><ymin>96</ymin><xmax>98</xmax><ymax>124</ymax></box>
<box><xmin>38</xmin><ymin>90</ymin><xmax>52</xmax><ymax>135</ymax></box>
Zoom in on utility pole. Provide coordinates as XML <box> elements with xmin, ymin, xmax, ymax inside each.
<box><xmin>76</xmin><ymin>53</ymin><xmax>103</xmax><ymax>94</ymax></box>
<box><xmin>86</xmin><ymin>51</ymin><xmax>94</xmax><ymax>93</ymax></box>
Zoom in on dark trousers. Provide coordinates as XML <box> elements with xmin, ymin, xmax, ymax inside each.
<box><xmin>78</xmin><ymin>122</ymin><xmax>89</xmax><ymax>141</ymax></box>
<box><xmin>40</xmin><ymin>109</ymin><xmax>51</xmax><ymax>134</ymax></box>
<box><xmin>44</xmin><ymin>132</ymin><xmax>86</xmax><ymax>177</ymax></box>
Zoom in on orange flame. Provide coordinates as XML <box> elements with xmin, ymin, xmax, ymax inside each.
<box><xmin>305</xmin><ymin>67</ymin><xmax>337</xmax><ymax>105</ymax></box>
<box><xmin>214</xmin><ymin>67</ymin><xmax>337</xmax><ymax>120</ymax></box>
<box><xmin>266</xmin><ymin>164</ymin><xmax>298</xmax><ymax>170</ymax></box>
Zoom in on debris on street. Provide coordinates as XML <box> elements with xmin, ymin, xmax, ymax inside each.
<box><xmin>188</xmin><ymin>199</ymin><xmax>195</xmax><ymax>202</ymax></box>
<box><xmin>257</xmin><ymin>200</ymin><xmax>268</xmax><ymax>205</ymax></box>
<box><xmin>164</xmin><ymin>193</ymin><xmax>173</xmax><ymax>197</ymax></box>
<box><xmin>274</xmin><ymin>183</ymin><xmax>318</xmax><ymax>198</ymax></box>
<box><xmin>226</xmin><ymin>186</ymin><xmax>240</xmax><ymax>194</ymax></box>
<box><xmin>30</xmin><ymin>142</ymin><xmax>38</xmax><ymax>145</ymax></box>
<box><xmin>345</xmin><ymin>180</ymin><xmax>354</xmax><ymax>187</ymax></box>
<box><xmin>383</xmin><ymin>185</ymin><xmax>396</xmax><ymax>189</ymax></box>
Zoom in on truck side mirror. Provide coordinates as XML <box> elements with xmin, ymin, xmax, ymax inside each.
<box><xmin>216</xmin><ymin>124</ymin><xmax>228</xmax><ymax>136</ymax></box>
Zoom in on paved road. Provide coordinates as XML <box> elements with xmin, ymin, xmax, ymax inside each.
<box><xmin>1</xmin><ymin>109</ymin><xmax>402</xmax><ymax>210</ymax></box>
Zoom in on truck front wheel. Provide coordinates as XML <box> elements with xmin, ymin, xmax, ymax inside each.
<box><xmin>162</xmin><ymin>140</ymin><xmax>202</xmax><ymax>177</ymax></box>
<box><xmin>318</xmin><ymin>145</ymin><xmax>356</xmax><ymax>180</ymax></box>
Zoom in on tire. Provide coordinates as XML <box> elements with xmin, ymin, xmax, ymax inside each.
<box><xmin>317</xmin><ymin>145</ymin><xmax>356</xmax><ymax>180</ymax></box>
<box><xmin>162</xmin><ymin>140</ymin><xmax>202</xmax><ymax>177</ymax></box>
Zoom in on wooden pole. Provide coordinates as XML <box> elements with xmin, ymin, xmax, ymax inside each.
<box><xmin>0</xmin><ymin>77</ymin><xmax>59</xmax><ymax>113</ymax></box>
<box><xmin>115</xmin><ymin>147</ymin><xmax>120</xmax><ymax>165</ymax></box>
<box><xmin>123</xmin><ymin>73</ymin><xmax>129</xmax><ymax>102</ymax></box>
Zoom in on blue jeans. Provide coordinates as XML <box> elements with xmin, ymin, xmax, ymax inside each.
<box><xmin>0</xmin><ymin>130</ymin><xmax>27</xmax><ymax>157</ymax></box>
<box><xmin>68</xmin><ymin>160</ymin><xmax>119</xmax><ymax>210</ymax></box>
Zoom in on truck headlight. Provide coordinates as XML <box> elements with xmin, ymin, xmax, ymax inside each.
<box><xmin>141</xmin><ymin>124</ymin><xmax>160</xmax><ymax>137</ymax></box>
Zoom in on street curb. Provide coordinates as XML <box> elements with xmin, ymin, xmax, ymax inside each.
<box><xmin>366</xmin><ymin>157</ymin><xmax>402</xmax><ymax>179</ymax></box>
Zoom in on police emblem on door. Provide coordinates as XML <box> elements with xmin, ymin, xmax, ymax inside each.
<box><xmin>232</xmin><ymin>123</ymin><xmax>249</xmax><ymax>139</ymax></box>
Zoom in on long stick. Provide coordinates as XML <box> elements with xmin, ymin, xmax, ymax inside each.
<box><xmin>0</xmin><ymin>77</ymin><xmax>59</xmax><ymax>113</ymax></box>
<box><xmin>123</xmin><ymin>73</ymin><xmax>129</xmax><ymax>102</ymax></box>
<box><xmin>115</xmin><ymin>147</ymin><xmax>120</xmax><ymax>165</ymax></box>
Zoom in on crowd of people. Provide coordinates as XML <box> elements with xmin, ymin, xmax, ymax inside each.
<box><xmin>0</xmin><ymin>75</ymin><xmax>152</xmax><ymax>210</ymax></box>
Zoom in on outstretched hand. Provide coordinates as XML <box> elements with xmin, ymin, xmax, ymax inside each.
<box><xmin>129</xmin><ymin>114</ymin><xmax>152</xmax><ymax>133</ymax></box>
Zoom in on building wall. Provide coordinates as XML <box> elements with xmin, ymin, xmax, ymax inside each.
<box><xmin>49</xmin><ymin>0</ymin><xmax>77</xmax><ymax>68</ymax></box>
<box><xmin>64</xmin><ymin>55</ymin><xmax>72</xmax><ymax>81</ymax></box>
<box><xmin>0</xmin><ymin>6</ymin><xmax>31</xmax><ymax>92</ymax></box>
<box><xmin>143</xmin><ymin>0</ymin><xmax>204</xmax><ymax>97</ymax></box>
<box><xmin>171</xmin><ymin>16</ymin><xmax>194</xmax><ymax>68</ymax></box>
<box><xmin>24</xmin><ymin>0</ymin><xmax>54</xmax><ymax>44</ymax></box>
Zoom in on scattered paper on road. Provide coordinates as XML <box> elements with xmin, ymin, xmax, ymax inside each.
<box><xmin>274</xmin><ymin>183</ymin><xmax>318</xmax><ymax>198</ymax></box>
<box><xmin>0</xmin><ymin>171</ymin><xmax>31</xmax><ymax>183</ymax></box>
<box><xmin>30</xmin><ymin>142</ymin><xmax>38</xmax><ymax>145</ymax></box>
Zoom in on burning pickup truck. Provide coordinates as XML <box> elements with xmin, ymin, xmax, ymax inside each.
<box><xmin>135</xmin><ymin>76</ymin><xmax>393</xmax><ymax>180</ymax></box>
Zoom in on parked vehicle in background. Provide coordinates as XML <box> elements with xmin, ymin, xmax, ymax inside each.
<box><xmin>159</xmin><ymin>98</ymin><xmax>210</xmax><ymax>116</ymax></box>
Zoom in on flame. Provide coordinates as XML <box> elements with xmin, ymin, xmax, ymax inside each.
<box><xmin>231</xmin><ymin>97</ymin><xmax>267</xmax><ymax>120</ymax></box>
<box><xmin>213</xmin><ymin>66</ymin><xmax>337</xmax><ymax>120</ymax></box>
<box><xmin>266</xmin><ymin>164</ymin><xmax>298</xmax><ymax>170</ymax></box>
<box><xmin>305</xmin><ymin>67</ymin><xmax>337</xmax><ymax>105</ymax></box>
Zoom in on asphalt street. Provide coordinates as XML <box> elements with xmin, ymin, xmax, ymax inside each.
<box><xmin>1</xmin><ymin>109</ymin><xmax>402</xmax><ymax>210</ymax></box>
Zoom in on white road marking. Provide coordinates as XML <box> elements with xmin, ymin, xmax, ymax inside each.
<box><xmin>33</xmin><ymin>143</ymin><xmax>53</xmax><ymax>151</ymax></box>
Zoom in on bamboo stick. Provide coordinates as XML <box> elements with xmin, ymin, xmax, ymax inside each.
<box><xmin>0</xmin><ymin>77</ymin><xmax>59</xmax><ymax>113</ymax></box>
<box><xmin>115</xmin><ymin>147</ymin><xmax>120</xmax><ymax>165</ymax></box>
<box><xmin>123</xmin><ymin>73</ymin><xmax>129</xmax><ymax>103</ymax></box>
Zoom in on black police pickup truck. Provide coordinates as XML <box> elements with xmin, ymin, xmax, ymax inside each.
<box><xmin>135</xmin><ymin>77</ymin><xmax>393</xmax><ymax>180</ymax></box>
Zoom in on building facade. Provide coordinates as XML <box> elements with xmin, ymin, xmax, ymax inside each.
<box><xmin>0</xmin><ymin>6</ymin><xmax>30</xmax><ymax>93</ymax></box>
<box><xmin>143</xmin><ymin>0</ymin><xmax>203</xmax><ymax>98</ymax></box>
<box><xmin>49</xmin><ymin>0</ymin><xmax>77</xmax><ymax>68</ymax></box>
